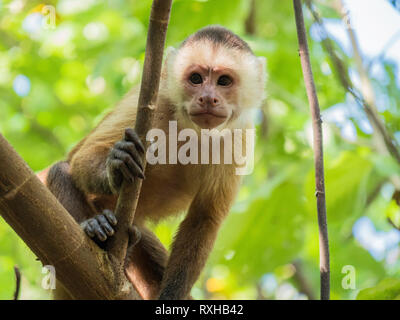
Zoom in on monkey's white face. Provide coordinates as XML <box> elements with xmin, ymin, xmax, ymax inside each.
<box><xmin>161</xmin><ymin>39</ymin><xmax>266</xmax><ymax>130</ymax></box>
<box><xmin>181</xmin><ymin>64</ymin><xmax>237</xmax><ymax>129</ymax></box>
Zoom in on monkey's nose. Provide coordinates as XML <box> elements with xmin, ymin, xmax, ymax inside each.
<box><xmin>198</xmin><ymin>95</ymin><xmax>219</xmax><ymax>108</ymax></box>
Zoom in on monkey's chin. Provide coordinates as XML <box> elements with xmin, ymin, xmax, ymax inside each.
<box><xmin>190</xmin><ymin>114</ymin><xmax>227</xmax><ymax>129</ymax></box>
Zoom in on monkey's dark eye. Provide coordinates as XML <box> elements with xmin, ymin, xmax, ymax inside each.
<box><xmin>189</xmin><ymin>73</ymin><xmax>203</xmax><ymax>84</ymax></box>
<box><xmin>217</xmin><ymin>75</ymin><xmax>233</xmax><ymax>86</ymax></box>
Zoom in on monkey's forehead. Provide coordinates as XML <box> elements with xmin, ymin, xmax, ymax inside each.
<box><xmin>182</xmin><ymin>25</ymin><xmax>254</xmax><ymax>54</ymax></box>
<box><xmin>175</xmin><ymin>40</ymin><xmax>258</xmax><ymax>73</ymax></box>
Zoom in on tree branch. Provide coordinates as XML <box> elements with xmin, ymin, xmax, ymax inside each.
<box><xmin>336</xmin><ymin>0</ymin><xmax>400</xmax><ymax>164</ymax></box>
<box><xmin>245</xmin><ymin>0</ymin><xmax>256</xmax><ymax>35</ymax></box>
<box><xmin>293</xmin><ymin>0</ymin><xmax>330</xmax><ymax>300</ymax></box>
<box><xmin>0</xmin><ymin>0</ymin><xmax>173</xmax><ymax>299</ymax></box>
<box><xmin>107</xmin><ymin>0</ymin><xmax>173</xmax><ymax>262</ymax></box>
<box><xmin>306</xmin><ymin>0</ymin><xmax>400</xmax><ymax>189</ymax></box>
<box><xmin>244</xmin><ymin>0</ymin><xmax>269</xmax><ymax>139</ymax></box>
<box><xmin>387</xmin><ymin>217</ymin><xmax>400</xmax><ymax>230</ymax></box>
<box><xmin>292</xmin><ymin>260</ymin><xmax>316</xmax><ymax>300</ymax></box>
<box><xmin>0</xmin><ymin>133</ymin><xmax>141</xmax><ymax>300</ymax></box>
<box><xmin>13</xmin><ymin>266</ymin><xmax>21</xmax><ymax>300</ymax></box>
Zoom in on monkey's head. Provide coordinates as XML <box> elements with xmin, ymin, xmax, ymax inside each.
<box><xmin>161</xmin><ymin>26</ymin><xmax>266</xmax><ymax>130</ymax></box>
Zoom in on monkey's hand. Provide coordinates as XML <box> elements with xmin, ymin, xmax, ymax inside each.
<box><xmin>106</xmin><ymin>128</ymin><xmax>145</xmax><ymax>194</ymax></box>
<box><xmin>81</xmin><ymin>209</ymin><xmax>118</xmax><ymax>243</ymax></box>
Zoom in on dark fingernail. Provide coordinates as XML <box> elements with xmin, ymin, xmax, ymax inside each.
<box><xmin>85</xmin><ymin>227</ymin><xmax>94</xmax><ymax>238</ymax></box>
<box><xmin>103</xmin><ymin>223</ymin><xmax>113</xmax><ymax>235</ymax></box>
<box><xmin>98</xmin><ymin>231</ymin><xmax>107</xmax><ymax>241</ymax></box>
<box><xmin>105</xmin><ymin>212</ymin><xmax>117</xmax><ymax>225</ymax></box>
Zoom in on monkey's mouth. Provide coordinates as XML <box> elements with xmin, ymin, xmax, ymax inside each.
<box><xmin>190</xmin><ymin>111</ymin><xmax>227</xmax><ymax>118</ymax></box>
<box><xmin>189</xmin><ymin>112</ymin><xmax>228</xmax><ymax>129</ymax></box>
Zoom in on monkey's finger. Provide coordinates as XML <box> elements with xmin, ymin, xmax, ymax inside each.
<box><xmin>124</xmin><ymin>128</ymin><xmax>145</xmax><ymax>154</ymax></box>
<box><xmin>96</xmin><ymin>215</ymin><xmax>115</xmax><ymax>237</ymax></box>
<box><xmin>128</xmin><ymin>225</ymin><xmax>142</xmax><ymax>247</ymax></box>
<box><xmin>82</xmin><ymin>222</ymin><xmax>95</xmax><ymax>238</ymax></box>
<box><xmin>115</xmin><ymin>141</ymin><xmax>144</xmax><ymax>171</ymax></box>
<box><xmin>111</xmin><ymin>158</ymin><xmax>134</xmax><ymax>182</ymax></box>
<box><xmin>124</xmin><ymin>154</ymin><xmax>145</xmax><ymax>180</ymax></box>
<box><xmin>114</xmin><ymin>149</ymin><xmax>144</xmax><ymax>179</ymax></box>
<box><xmin>103</xmin><ymin>210</ymin><xmax>118</xmax><ymax>226</ymax></box>
<box><xmin>89</xmin><ymin>219</ymin><xmax>107</xmax><ymax>242</ymax></box>
<box><xmin>118</xmin><ymin>160</ymin><xmax>135</xmax><ymax>182</ymax></box>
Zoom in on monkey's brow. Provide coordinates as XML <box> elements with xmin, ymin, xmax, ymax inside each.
<box><xmin>212</xmin><ymin>66</ymin><xmax>235</xmax><ymax>73</ymax></box>
<box><xmin>189</xmin><ymin>64</ymin><xmax>209</xmax><ymax>72</ymax></box>
<box><xmin>189</xmin><ymin>64</ymin><xmax>236</xmax><ymax>74</ymax></box>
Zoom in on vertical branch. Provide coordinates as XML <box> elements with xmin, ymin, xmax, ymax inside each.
<box><xmin>108</xmin><ymin>0</ymin><xmax>173</xmax><ymax>262</ymax></box>
<box><xmin>244</xmin><ymin>0</ymin><xmax>269</xmax><ymax>138</ymax></box>
<box><xmin>13</xmin><ymin>266</ymin><xmax>21</xmax><ymax>300</ymax></box>
<box><xmin>292</xmin><ymin>260</ymin><xmax>316</xmax><ymax>300</ymax></box>
<box><xmin>292</xmin><ymin>0</ymin><xmax>330</xmax><ymax>300</ymax></box>
<box><xmin>337</xmin><ymin>0</ymin><xmax>400</xmax><ymax>164</ymax></box>
<box><xmin>306</xmin><ymin>1</ymin><xmax>400</xmax><ymax>189</ymax></box>
<box><xmin>245</xmin><ymin>0</ymin><xmax>256</xmax><ymax>35</ymax></box>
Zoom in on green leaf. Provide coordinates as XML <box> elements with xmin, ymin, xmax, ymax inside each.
<box><xmin>305</xmin><ymin>151</ymin><xmax>373</xmax><ymax>226</ymax></box>
<box><xmin>357</xmin><ymin>279</ymin><xmax>400</xmax><ymax>300</ymax></box>
<box><xmin>211</xmin><ymin>180</ymin><xmax>308</xmax><ymax>282</ymax></box>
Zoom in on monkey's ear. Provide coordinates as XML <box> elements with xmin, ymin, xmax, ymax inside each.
<box><xmin>165</xmin><ymin>46</ymin><xmax>178</xmax><ymax>62</ymax></box>
<box><xmin>257</xmin><ymin>56</ymin><xmax>267</xmax><ymax>83</ymax></box>
<box><xmin>257</xmin><ymin>56</ymin><xmax>266</xmax><ymax>72</ymax></box>
<box><xmin>163</xmin><ymin>46</ymin><xmax>178</xmax><ymax>76</ymax></box>
<box><xmin>162</xmin><ymin>47</ymin><xmax>178</xmax><ymax>80</ymax></box>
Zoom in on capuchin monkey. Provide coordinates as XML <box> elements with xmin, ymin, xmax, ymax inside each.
<box><xmin>42</xmin><ymin>26</ymin><xmax>266</xmax><ymax>300</ymax></box>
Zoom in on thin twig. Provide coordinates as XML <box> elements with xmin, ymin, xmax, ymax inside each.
<box><xmin>306</xmin><ymin>1</ymin><xmax>400</xmax><ymax>166</ymax></box>
<box><xmin>292</xmin><ymin>260</ymin><xmax>316</xmax><ymax>300</ymax></box>
<box><xmin>245</xmin><ymin>0</ymin><xmax>256</xmax><ymax>35</ymax></box>
<box><xmin>338</xmin><ymin>0</ymin><xmax>400</xmax><ymax>164</ymax></box>
<box><xmin>387</xmin><ymin>217</ymin><xmax>400</xmax><ymax>230</ymax></box>
<box><xmin>293</xmin><ymin>0</ymin><xmax>330</xmax><ymax>300</ymax></box>
<box><xmin>13</xmin><ymin>266</ymin><xmax>21</xmax><ymax>300</ymax></box>
<box><xmin>365</xmin><ymin>180</ymin><xmax>386</xmax><ymax>208</ymax></box>
<box><xmin>107</xmin><ymin>0</ymin><xmax>173</xmax><ymax>263</ymax></box>
<box><xmin>244</xmin><ymin>0</ymin><xmax>269</xmax><ymax>138</ymax></box>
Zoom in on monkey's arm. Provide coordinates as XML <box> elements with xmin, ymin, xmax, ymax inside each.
<box><xmin>125</xmin><ymin>226</ymin><xmax>169</xmax><ymax>299</ymax></box>
<box><xmin>68</xmin><ymin>92</ymin><xmax>141</xmax><ymax>195</ymax></box>
<box><xmin>158</xmin><ymin>171</ymin><xmax>240</xmax><ymax>300</ymax></box>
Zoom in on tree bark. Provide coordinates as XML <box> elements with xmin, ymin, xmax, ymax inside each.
<box><xmin>293</xmin><ymin>0</ymin><xmax>330</xmax><ymax>300</ymax></box>
<box><xmin>0</xmin><ymin>0</ymin><xmax>173</xmax><ymax>299</ymax></box>
<box><xmin>108</xmin><ymin>0</ymin><xmax>173</xmax><ymax>263</ymax></box>
<box><xmin>0</xmin><ymin>134</ymin><xmax>140</xmax><ymax>299</ymax></box>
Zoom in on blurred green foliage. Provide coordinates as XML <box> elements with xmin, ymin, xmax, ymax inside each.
<box><xmin>0</xmin><ymin>0</ymin><xmax>400</xmax><ymax>300</ymax></box>
<box><xmin>357</xmin><ymin>278</ymin><xmax>400</xmax><ymax>300</ymax></box>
